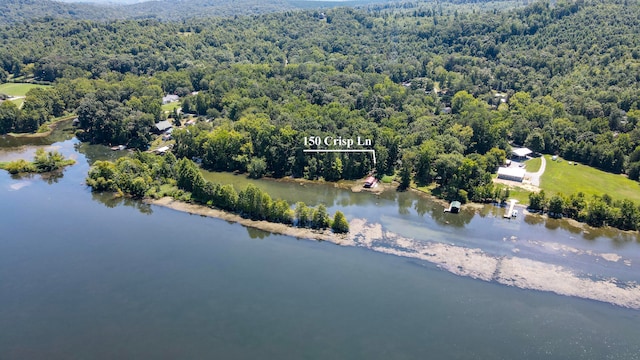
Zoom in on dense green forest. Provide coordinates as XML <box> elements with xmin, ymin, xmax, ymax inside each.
<box><xmin>2</xmin><ymin>0</ymin><xmax>640</xmax><ymax>229</ymax></box>
<box><xmin>0</xmin><ymin>0</ymin><xmax>411</xmax><ymax>24</ymax></box>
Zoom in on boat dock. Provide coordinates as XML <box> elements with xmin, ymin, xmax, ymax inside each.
<box><xmin>444</xmin><ymin>201</ymin><xmax>461</xmax><ymax>214</ymax></box>
<box><xmin>504</xmin><ymin>199</ymin><xmax>518</xmax><ymax>218</ymax></box>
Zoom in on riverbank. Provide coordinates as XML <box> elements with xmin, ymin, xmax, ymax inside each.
<box><xmin>6</xmin><ymin>115</ymin><xmax>75</xmax><ymax>138</ymax></box>
<box><xmin>148</xmin><ymin>196</ymin><xmax>640</xmax><ymax>310</ymax></box>
<box><xmin>147</xmin><ymin>197</ymin><xmax>351</xmax><ymax>245</ymax></box>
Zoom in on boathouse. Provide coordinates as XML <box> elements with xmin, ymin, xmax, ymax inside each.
<box><xmin>363</xmin><ymin>176</ymin><xmax>377</xmax><ymax>188</ymax></box>
<box><xmin>445</xmin><ymin>201</ymin><xmax>461</xmax><ymax>213</ymax></box>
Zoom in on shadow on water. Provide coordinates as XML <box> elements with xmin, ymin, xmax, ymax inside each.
<box><xmin>75</xmin><ymin>142</ymin><xmax>124</xmax><ymax>165</ymax></box>
<box><xmin>91</xmin><ymin>192</ymin><xmax>153</xmax><ymax>215</ymax></box>
<box><xmin>0</xmin><ymin>119</ymin><xmax>75</xmax><ymax>148</ymax></box>
<box><xmin>246</xmin><ymin>227</ymin><xmax>273</xmax><ymax>240</ymax></box>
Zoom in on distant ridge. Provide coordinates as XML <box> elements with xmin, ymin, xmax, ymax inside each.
<box><xmin>0</xmin><ymin>0</ymin><xmax>401</xmax><ymax>24</ymax></box>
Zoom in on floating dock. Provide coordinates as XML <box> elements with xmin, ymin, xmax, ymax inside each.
<box><xmin>504</xmin><ymin>199</ymin><xmax>517</xmax><ymax>218</ymax></box>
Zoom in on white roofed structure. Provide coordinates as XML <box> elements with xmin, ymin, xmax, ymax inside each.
<box><xmin>497</xmin><ymin>167</ymin><xmax>526</xmax><ymax>182</ymax></box>
<box><xmin>512</xmin><ymin>147</ymin><xmax>533</xmax><ymax>158</ymax></box>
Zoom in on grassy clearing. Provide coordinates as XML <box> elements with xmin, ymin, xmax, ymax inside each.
<box><xmin>162</xmin><ymin>101</ymin><xmax>180</xmax><ymax>112</ymax></box>
<box><xmin>540</xmin><ymin>155</ymin><xmax>640</xmax><ymax>203</ymax></box>
<box><xmin>504</xmin><ymin>186</ymin><xmax>531</xmax><ymax>204</ymax></box>
<box><xmin>381</xmin><ymin>174</ymin><xmax>394</xmax><ymax>183</ymax></box>
<box><xmin>0</xmin><ymin>83</ymin><xmax>49</xmax><ymax>97</ymax></box>
<box><xmin>525</xmin><ymin>157</ymin><xmax>541</xmax><ymax>172</ymax></box>
<box><xmin>9</xmin><ymin>97</ymin><xmax>25</xmax><ymax>108</ymax></box>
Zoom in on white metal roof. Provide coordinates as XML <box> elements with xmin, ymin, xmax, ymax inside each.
<box><xmin>497</xmin><ymin>167</ymin><xmax>526</xmax><ymax>179</ymax></box>
<box><xmin>512</xmin><ymin>147</ymin><xmax>533</xmax><ymax>157</ymax></box>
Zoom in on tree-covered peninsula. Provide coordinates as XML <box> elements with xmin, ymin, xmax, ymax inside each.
<box><xmin>86</xmin><ymin>152</ymin><xmax>350</xmax><ymax>233</ymax></box>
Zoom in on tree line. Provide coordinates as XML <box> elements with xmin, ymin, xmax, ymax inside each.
<box><xmin>529</xmin><ymin>191</ymin><xmax>640</xmax><ymax>231</ymax></box>
<box><xmin>86</xmin><ymin>152</ymin><xmax>349</xmax><ymax>233</ymax></box>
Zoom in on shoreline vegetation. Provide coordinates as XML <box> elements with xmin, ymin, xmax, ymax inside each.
<box><xmin>86</xmin><ymin>152</ymin><xmax>350</xmax><ymax>234</ymax></box>
<box><xmin>0</xmin><ymin>148</ymin><xmax>75</xmax><ymax>174</ymax></box>
<box><xmin>6</xmin><ymin>115</ymin><xmax>76</xmax><ymax>138</ymax></box>
<box><xmin>148</xmin><ymin>197</ymin><xmax>347</xmax><ymax>243</ymax></box>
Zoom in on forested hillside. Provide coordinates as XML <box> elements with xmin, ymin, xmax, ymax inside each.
<box><xmin>0</xmin><ymin>0</ymin><xmax>410</xmax><ymax>24</ymax></box>
<box><xmin>2</xmin><ymin>0</ymin><xmax>640</xmax><ymax>228</ymax></box>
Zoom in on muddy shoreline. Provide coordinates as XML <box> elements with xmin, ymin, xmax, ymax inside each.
<box><xmin>149</xmin><ymin>196</ymin><xmax>640</xmax><ymax>310</ymax></box>
<box><xmin>147</xmin><ymin>197</ymin><xmax>351</xmax><ymax>245</ymax></box>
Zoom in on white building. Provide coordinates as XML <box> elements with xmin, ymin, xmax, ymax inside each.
<box><xmin>511</xmin><ymin>147</ymin><xmax>533</xmax><ymax>159</ymax></box>
<box><xmin>497</xmin><ymin>167</ymin><xmax>526</xmax><ymax>182</ymax></box>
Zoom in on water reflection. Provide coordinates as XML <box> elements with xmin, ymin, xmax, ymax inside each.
<box><xmin>246</xmin><ymin>227</ymin><xmax>273</xmax><ymax>239</ymax></box>
<box><xmin>2</xmin><ymin>135</ymin><xmax>639</xmax><ymax>248</ymax></box>
<box><xmin>397</xmin><ymin>192</ymin><xmax>412</xmax><ymax>215</ymax></box>
<box><xmin>91</xmin><ymin>192</ymin><xmax>153</xmax><ymax>215</ymax></box>
<box><xmin>524</xmin><ymin>213</ymin><xmax>545</xmax><ymax>226</ymax></box>
<box><xmin>0</xmin><ymin>119</ymin><xmax>75</xmax><ymax>148</ymax></box>
<box><xmin>76</xmin><ymin>142</ymin><xmax>124</xmax><ymax>165</ymax></box>
<box><xmin>40</xmin><ymin>170</ymin><xmax>65</xmax><ymax>184</ymax></box>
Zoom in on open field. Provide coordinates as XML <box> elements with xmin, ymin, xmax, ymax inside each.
<box><xmin>540</xmin><ymin>155</ymin><xmax>640</xmax><ymax>203</ymax></box>
<box><xmin>525</xmin><ymin>157</ymin><xmax>541</xmax><ymax>172</ymax></box>
<box><xmin>0</xmin><ymin>83</ymin><xmax>49</xmax><ymax>97</ymax></box>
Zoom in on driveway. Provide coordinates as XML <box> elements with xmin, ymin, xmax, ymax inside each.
<box><xmin>527</xmin><ymin>156</ymin><xmax>546</xmax><ymax>187</ymax></box>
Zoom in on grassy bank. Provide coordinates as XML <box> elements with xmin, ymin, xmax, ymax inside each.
<box><xmin>540</xmin><ymin>155</ymin><xmax>640</xmax><ymax>203</ymax></box>
<box><xmin>7</xmin><ymin>114</ymin><xmax>76</xmax><ymax>138</ymax></box>
<box><xmin>525</xmin><ymin>157</ymin><xmax>541</xmax><ymax>172</ymax></box>
<box><xmin>0</xmin><ymin>83</ymin><xmax>49</xmax><ymax>97</ymax></box>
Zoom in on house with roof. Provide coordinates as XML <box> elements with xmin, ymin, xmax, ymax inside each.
<box><xmin>154</xmin><ymin>120</ymin><xmax>173</xmax><ymax>134</ymax></box>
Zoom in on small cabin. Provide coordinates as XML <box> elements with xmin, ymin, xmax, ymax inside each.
<box><xmin>363</xmin><ymin>176</ymin><xmax>377</xmax><ymax>188</ymax></box>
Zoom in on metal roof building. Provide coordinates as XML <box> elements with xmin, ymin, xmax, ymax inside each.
<box><xmin>512</xmin><ymin>147</ymin><xmax>533</xmax><ymax>158</ymax></box>
<box><xmin>497</xmin><ymin>167</ymin><xmax>526</xmax><ymax>182</ymax></box>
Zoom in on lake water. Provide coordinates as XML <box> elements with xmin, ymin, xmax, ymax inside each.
<box><xmin>1</xmin><ymin>136</ymin><xmax>640</xmax><ymax>359</ymax></box>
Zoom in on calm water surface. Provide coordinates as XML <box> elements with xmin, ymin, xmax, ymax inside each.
<box><xmin>1</xmin><ymin>138</ymin><xmax>639</xmax><ymax>359</ymax></box>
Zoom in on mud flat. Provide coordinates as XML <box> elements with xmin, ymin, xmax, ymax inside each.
<box><xmin>350</xmin><ymin>219</ymin><xmax>640</xmax><ymax>310</ymax></box>
<box><xmin>148</xmin><ymin>198</ymin><xmax>640</xmax><ymax>310</ymax></box>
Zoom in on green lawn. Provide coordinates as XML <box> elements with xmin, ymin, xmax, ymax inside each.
<box><xmin>525</xmin><ymin>157</ymin><xmax>541</xmax><ymax>172</ymax></box>
<box><xmin>381</xmin><ymin>174</ymin><xmax>395</xmax><ymax>183</ymax></box>
<box><xmin>162</xmin><ymin>101</ymin><xmax>180</xmax><ymax>112</ymax></box>
<box><xmin>540</xmin><ymin>155</ymin><xmax>640</xmax><ymax>203</ymax></box>
<box><xmin>0</xmin><ymin>83</ymin><xmax>49</xmax><ymax>97</ymax></box>
<box><xmin>9</xmin><ymin>97</ymin><xmax>25</xmax><ymax>108</ymax></box>
<box><xmin>505</xmin><ymin>186</ymin><xmax>532</xmax><ymax>204</ymax></box>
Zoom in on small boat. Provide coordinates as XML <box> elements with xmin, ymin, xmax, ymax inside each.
<box><xmin>512</xmin><ymin>210</ymin><xmax>518</xmax><ymax>218</ymax></box>
<box><xmin>110</xmin><ymin>145</ymin><xmax>126</xmax><ymax>151</ymax></box>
